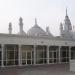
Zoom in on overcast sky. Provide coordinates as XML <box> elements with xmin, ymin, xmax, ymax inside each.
<box><xmin>0</xmin><ymin>0</ymin><xmax>75</xmax><ymax>36</ymax></box>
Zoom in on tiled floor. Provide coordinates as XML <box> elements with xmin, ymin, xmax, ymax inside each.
<box><xmin>0</xmin><ymin>64</ymin><xmax>75</xmax><ymax>75</ymax></box>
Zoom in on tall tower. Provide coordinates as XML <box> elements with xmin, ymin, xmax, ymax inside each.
<box><xmin>60</xmin><ymin>9</ymin><xmax>73</xmax><ymax>38</ymax></box>
<box><xmin>64</xmin><ymin>8</ymin><xmax>72</xmax><ymax>31</ymax></box>
<box><xmin>8</xmin><ymin>22</ymin><xmax>12</xmax><ymax>34</ymax></box>
<box><xmin>60</xmin><ymin>22</ymin><xmax>63</xmax><ymax>36</ymax></box>
<box><xmin>19</xmin><ymin>17</ymin><xmax>25</xmax><ymax>35</ymax></box>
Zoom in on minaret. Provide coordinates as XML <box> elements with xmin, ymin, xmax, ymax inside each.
<box><xmin>8</xmin><ymin>22</ymin><xmax>12</xmax><ymax>34</ymax></box>
<box><xmin>60</xmin><ymin>22</ymin><xmax>63</xmax><ymax>36</ymax></box>
<box><xmin>60</xmin><ymin>22</ymin><xmax>63</xmax><ymax>30</ymax></box>
<box><xmin>19</xmin><ymin>17</ymin><xmax>25</xmax><ymax>35</ymax></box>
<box><xmin>64</xmin><ymin>8</ymin><xmax>72</xmax><ymax>31</ymax></box>
<box><xmin>60</xmin><ymin>9</ymin><xmax>73</xmax><ymax>38</ymax></box>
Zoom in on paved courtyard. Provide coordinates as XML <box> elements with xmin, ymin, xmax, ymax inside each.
<box><xmin>0</xmin><ymin>64</ymin><xmax>75</xmax><ymax>75</ymax></box>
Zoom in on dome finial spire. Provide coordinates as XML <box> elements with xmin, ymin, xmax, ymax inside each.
<box><xmin>66</xmin><ymin>8</ymin><xmax>68</xmax><ymax>16</ymax></box>
<box><xmin>35</xmin><ymin>18</ymin><xmax>37</xmax><ymax>25</ymax></box>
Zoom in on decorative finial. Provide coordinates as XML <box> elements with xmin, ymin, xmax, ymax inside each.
<box><xmin>19</xmin><ymin>17</ymin><xmax>23</xmax><ymax>26</ymax></box>
<box><xmin>46</xmin><ymin>26</ymin><xmax>49</xmax><ymax>32</ymax></box>
<box><xmin>19</xmin><ymin>17</ymin><xmax>23</xmax><ymax>22</ymax></box>
<box><xmin>8</xmin><ymin>22</ymin><xmax>12</xmax><ymax>34</ymax></box>
<box><xmin>66</xmin><ymin>8</ymin><xmax>68</xmax><ymax>16</ymax></box>
<box><xmin>46</xmin><ymin>26</ymin><xmax>50</xmax><ymax>35</ymax></box>
<box><xmin>35</xmin><ymin>18</ymin><xmax>37</xmax><ymax>25</ymax></box>
<box><xmin>9</xmin><ymin>22</ymin><xmax>12</xmax><ymax>26</ymax></box>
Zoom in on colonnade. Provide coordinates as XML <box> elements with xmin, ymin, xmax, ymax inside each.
<box><xmin>0</xmin><ymin>44</ymin><xmax>74</xmax><ymax>67</ymax></box>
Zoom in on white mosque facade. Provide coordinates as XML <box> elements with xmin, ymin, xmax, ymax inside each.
<box><xmin>0</xmin><ymin>10</ymin><xmax>75</xmax><ymax>67</ymax></box>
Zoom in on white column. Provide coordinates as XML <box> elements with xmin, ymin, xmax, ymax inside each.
<box><xmin>33</xmin><ymin>45</ymin><xmax>36</xmax><ymax>65</ymax></box>
<box><xmin>59</xmin><ymin>46</ymin><xmax>61</xmax><ymax>64</ymax></box>
<box><xmin>52</xmin><ymin>51</ymin><xmax>54</xmax><ymax>63</ymax></box>
<box><xmin>14</xmin><ymin>46</ymin><xmax>16</xmax><ymax>65</ymax></box>
<box><xmin>31</xmin><ymin>51</ymin><xmax>32</xmax><ymax>65</ymax></box>
<box><xmin>1</xmin><ymin>44</ymin><xmax>4</xmax><ymax>67</ymax></box>
<box><xmin>26</xmin><ymin>51</ymin><xmax>27</xmax><ymax>65</ymax></box>
<box><xmin>6</xmin><ymin>47</ymin><xmax>7</xmax><ymax>66</ymax></box>
<box><xmin>18</xmin><ymin>45</ymin><xmax>22</xmax><ymax>66</ymax></box>
<box><xmin>47</xmin><ymin>46</ymin><xmax>49</xmax><ymax>64</ymax></box>
<box><xmin>69</xmin><ymin>46</ymin><xmax>71</xmax><ymax>61</ymax></box>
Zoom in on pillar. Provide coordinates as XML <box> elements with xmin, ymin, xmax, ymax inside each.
<box><xmin>31</xmin><ymin>50</ymin><xmax>32</xmax><ymax>65</ymax></box>
<box><xmin>18</xmin><ymin>45</ymin><xmax>22</xmax><ymax>66</ymax></box>
<box><xmin>47</xmin><ymin>46</ymin><xmax>49</xmax><ymax>64</ymax></box>
<box><xmin>59</xmin><ymin>46</ymin><xmax>61</xmax><ymax>63</ymax></box>
<box><xmin>1</xmin><ymin>44</ymin><xmax>4</xmax><ymax>67</ymax></box>
<box><xmin>26</xmin><ymin>51</ymin><xmax>27</xmax><ymax>65</ymax></box>
<box><xmin>33</xmin><ymin>45</ymin><xmax>36</xmax><ymax>65</ymax></box>
<box><xmin>69</xmin><ymin>46</ymin><xmax>71</xmax><ymax>61</ymax></box>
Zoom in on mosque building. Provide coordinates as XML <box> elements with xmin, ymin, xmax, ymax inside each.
<box><xmin>0</xmin><ymin>9</ymin><xmax>75</xmax><ymax>67</ymax></box>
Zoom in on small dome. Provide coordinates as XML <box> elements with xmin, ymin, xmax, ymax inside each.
<box><xmin>27</xmin><ymin>24</ymin><xmax>47</xmax><ymax>36</ymax></box>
